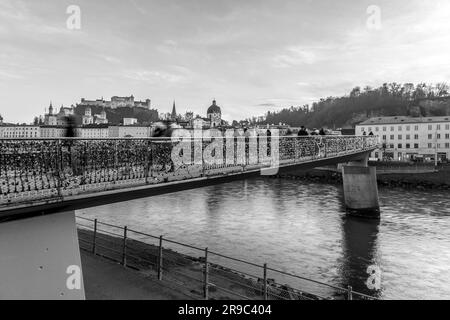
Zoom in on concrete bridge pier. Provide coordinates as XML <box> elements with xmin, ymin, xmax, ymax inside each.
<box><xmin>341</xmin><ymin>154</ymin><xmax>380</xmax><ymax>218</ymax></box>
<box><xmin>0</xmin><ymin>211</ymin><xmax>85</xmax><ymax>299</ymax></box>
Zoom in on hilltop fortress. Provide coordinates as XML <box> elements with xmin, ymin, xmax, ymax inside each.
<box><xmin>79</xmin><ymin>95</ymin><xmax>151</xmax><ymax>109</ymax></box>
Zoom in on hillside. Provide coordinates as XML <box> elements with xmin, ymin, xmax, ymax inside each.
<box><xmin>247</xmin><ymin>83</ymin><xmax>450</xmax><ymax>129</ymax></box>
<box><xmin>74</xmin><ymin>105</ymin><xmax>159</xmax><ymax>125</ymax></box>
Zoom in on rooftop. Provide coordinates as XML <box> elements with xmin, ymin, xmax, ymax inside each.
<box><xmin>358</xmin><ymin>116</ymin><xmax>450</xmax><ymax>125</ymax></box>
<box><xmin>207</xmin><ymin>100</ymin><xmax>221</xmax><ymax>114</ymax></box>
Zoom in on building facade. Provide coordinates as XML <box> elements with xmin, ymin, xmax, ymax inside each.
<box><xmin>82</xmin><ymin>107</ymin><xmax>94</xmax><ymax>125</ymax></box>
<box><xmin>356</xmin><ymin>116</ymin><xmax>450</xmax><ymax>162</ymax></box>
<box><xmin>108</xmin><ymin>125</ymin><xmax>152</xmax><ymax>138</ymax></box>
<box><xmin>43</xmin><ymin>103</ymin><xmax>75</xmax><ymax>126</ymax></box>
<box><xmin>0</xmin><ymin>125</ymin><xmax>41</xmax><ymax>138</ymax></box>
<box><xmin>40</xmin><ymin>126</ymin><xmax>66</xmax><ymax>138</ymax></box>
<box><xmin>123</xmin><ymin>118</ymin><xmax>138</xmax><ymax>126</ymax></box>
<box><xmin>75</xmin><ymin>125</ymin><xmax>109</xmax><ymax>139</ymax></box>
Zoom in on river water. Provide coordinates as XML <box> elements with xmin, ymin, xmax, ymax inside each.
<box><xmin>79</xmin><ymin>178</ymin><xmax>450</xmax><ymax>299</ymax></box>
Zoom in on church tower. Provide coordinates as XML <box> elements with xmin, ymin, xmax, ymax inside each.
<box><xmin>171</xmin><ymin>101</ymin><xmax>177</xmax><ymax>121</ymax></box>
<box><xmin>207</xmin><ymin>99</ymin><xmax>222</xmax><ymax>128</ymax></box>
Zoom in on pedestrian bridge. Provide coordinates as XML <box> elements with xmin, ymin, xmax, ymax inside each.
<box><xmin>0</xmin><ymin>135</ymin><xmax>379</xmax><ymax>219</ymax></box>
<box><xmin>0</xmin><ymin>134</ymin><xmax>380</xmax><ymax>299</ymax></box>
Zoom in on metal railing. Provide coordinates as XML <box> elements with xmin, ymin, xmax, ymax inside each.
<box><xmin>0</xmin><ymin>136</ymin><xmax>378</xmax><ymax>208</ymax></box>
<box><xmin>75</xmin><ymin>215</ymin><xmax>378</xmax><ymax>300</ymax></box>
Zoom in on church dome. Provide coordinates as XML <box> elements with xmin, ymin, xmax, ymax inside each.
<box><xmin>207</xmin><ymin>100</ymin><xmax>221</xmax><ymax>114</ymax></box>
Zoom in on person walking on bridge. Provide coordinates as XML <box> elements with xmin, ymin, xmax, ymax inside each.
<box><xmin>298</xmin><ymin>126</ymin><xmax>309</xmax><ymax>136</ymax></box>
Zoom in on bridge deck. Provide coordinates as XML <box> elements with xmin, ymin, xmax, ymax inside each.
<box><xmin>0</xmin><ymin>136</ymin><xmax>378</xmax><ymax>220</ymax></box>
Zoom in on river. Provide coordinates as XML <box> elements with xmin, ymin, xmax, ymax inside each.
<box><xmin>78</xmin><ymin>178</ymin><xmax>450</xmax><ymax>299</ymax></box>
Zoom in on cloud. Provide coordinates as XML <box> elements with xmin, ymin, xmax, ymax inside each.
<box><xmin>123</xmin><ymin>70</ymin><xmax>185</xmax><ymax>84</ymax></box>
<box><xmin>96</xmin><ymin>54</ymin><xmax>121</xmax><ymax>64</ymax></box>
<box><xmin>272</xmin><ymin>46</ymin><xmax>318</xmax><ymax>68</ymax></box>
<box><xmin>255</xmin><ymin>103</ymin><xmax>278</xmax><ymax>108</ymax></box>
<box><xmin>128</xmin><ymin>0</ymin><xmax>147</xmax><ymax>15</ymax></box>
<box><xmin>0</xmin><ymin>70</ymin><xmax>23</xmax><ymax>79</ymax></box>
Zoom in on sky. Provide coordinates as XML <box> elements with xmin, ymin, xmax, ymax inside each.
<box><xmin>1</xmin><ymin>0</ymin><xmax>450</xmax><ymax>123</ymax></box>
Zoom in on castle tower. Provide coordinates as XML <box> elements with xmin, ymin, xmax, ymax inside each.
<box><xmin>48</xmin><ymin>102</ymin><xmax>53</xmax><ymax>115</ymax></box>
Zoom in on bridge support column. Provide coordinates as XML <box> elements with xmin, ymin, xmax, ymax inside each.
<box><xmin>0</xmin><ymin>211</ymin><xmax>85</xmax><ymax>299</ymax></box>
<box><xmin>342</xmin><ymin>156</ymin><xmax>380</xmax><ymax>218</ymax></box>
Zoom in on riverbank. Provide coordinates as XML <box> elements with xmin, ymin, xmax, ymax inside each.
<box><xmin>77</xmin><ymin>228</ymin><xmax>329</xmax><ymax>300</ymax></box>
<box><xmin>279</xmin><ymin>163</ymin><xmax>450</xmax><ymax>190</ymax></box>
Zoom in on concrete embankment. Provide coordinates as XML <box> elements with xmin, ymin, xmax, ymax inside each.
<box><xmin>279</xmin><ymin>163</ymin><xmax>450</xmax><ymax>190</ymax></box>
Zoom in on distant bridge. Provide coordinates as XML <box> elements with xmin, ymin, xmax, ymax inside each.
<box><xmin>0</xmin><ymin>135</ymin><xmax>379</xmax><ymax>220</ymax></box>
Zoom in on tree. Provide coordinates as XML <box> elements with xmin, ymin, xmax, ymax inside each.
<box><xmin>413</xmin><ymin>83</ymin><xmax>427</xmax><ymax>100</ymax></box>
<box><xmin>435</xmin><ymin>82</ymin><xmax>449</xmax><ymax>97</ymax></box>
<box><xmin>350</xmin><ymin>87</ymin><xmax>361</xmax><ymax>98</ymax></box>
<box><xmin>244</xmin><ymin>82</ymin><xmax>450</xmax><ymax>129</ymax></box>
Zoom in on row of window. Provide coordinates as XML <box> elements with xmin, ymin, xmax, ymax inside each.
<box><xmin>382</xmin><ymin>133</ymin><xmax>450</xmax><ymax>140</ymax></box>
<box><xmin>1</xmin><ymin>133</ymin><xmax>39</xmax><ymax>137</ymax></box>
<box><xmin>3</xmin><ymin>128</ymin><xmax>39</xmax><ymax>131</ymax></box>
<box><xmin>385</xmin><ymin>143</ymin><xmax>450</xmax><ymax>149</ymax></box>
<box><xmin>360</xmin><ymin>124</ymin><xmax>450</xmax><ymax>133</ymax></box>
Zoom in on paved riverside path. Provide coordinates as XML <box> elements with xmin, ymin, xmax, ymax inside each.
<box><xmin>80</xmin><ymin>251</ymin><xmax>195</xmax><ymax>300</ymax></box>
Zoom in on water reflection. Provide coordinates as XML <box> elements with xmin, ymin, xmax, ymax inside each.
<box><xmin>80</xmin><ymin>178</ymin><xmax>450</xmax><ymax>299</ymax></box>
<box><xmin>340</xmin><ymin>216</ymin><xmax>380</xmax><ymax>297</ymax></box>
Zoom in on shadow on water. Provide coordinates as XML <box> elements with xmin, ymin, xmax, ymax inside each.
<box><xmin>339</xmin><ymin>214</ymin><xmax>382</xmax><ymax>298</ymax></box>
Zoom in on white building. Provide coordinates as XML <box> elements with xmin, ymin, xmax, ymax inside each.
<box><xmin>82</xmin><ymin>107</ymin><xmax>94</xmax><ymax>125</ymax></box>
<box><xmin>193</xmin><ymin>116</ymin><xmax>209</xmax><ymax>129</ymax></box>
<box><xmin>123</xmin><ymin>118</ymin><xmax>138</xmax><ymax>126</ymax></box>
<box><xmin>75</xmin><ymin>125</ymin><xmax>109</xmax><ymax>139</ymax></box>
<box><xmin>0</xmin><ymin>125</ymin><xmax>40</xmax><ymax>138</ymax></box>
<box><xmin>43</xmin><ymin>103</ymin><xmax>75</xmax><ymax>126</ymax></box>
<box><xmin>356</xmin><ymin>116</ymin><xmax>450</xmax><ymax>162</ymax></box>
<box><xmin>40</xmin><ymin>126</ymin><xmax>66</xmax><ymax>138</ymax></box>
<box><xmin>94</xmin><ymin>109</ymin><xmax>108</xmax><ymax>125</ymax></box>
<box><xmin>109</xmin><ymin>125</ymin><xmax>152</xmax><ymax>138</ymax></box>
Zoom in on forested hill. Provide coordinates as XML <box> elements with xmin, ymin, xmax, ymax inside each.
<box><xmin>247</xmin><ymin>83</ymin><xmax>450</xmax><ymax>129</ymax></box>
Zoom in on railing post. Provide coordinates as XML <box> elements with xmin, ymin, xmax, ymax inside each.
<box><xmin>92</xmin><ymin>219</ymin><xmax>97</xmax><ymax>255</ymax></box>
<box><xmin>122</xmin><ymin>226</ymin><xmax>127</xmax><ymax>266</ymax></box>
<box><xmin>203</xmin><ymin>247</ymin><xmax>209</xmax><ymax>300</ymax></box>
<box><xmin>347</xmin><ymin>285</ymin><xmax>353</xmax><ymax>300</ymax></box>
<box><xmin>263</xmin><ymin>263</ymin><xmax>268</xmax><ymax>300</ymax></box>
<box><xmin>158</xmin><ymin>235</ymin><xmax>163</xmax><ymax>281</ymax></box>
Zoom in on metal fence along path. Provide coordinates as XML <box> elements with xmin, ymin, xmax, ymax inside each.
<box><xmin>76</xmin><ymin>216</ymin><xmax>378</xmax><ymax>301</ymax></box>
